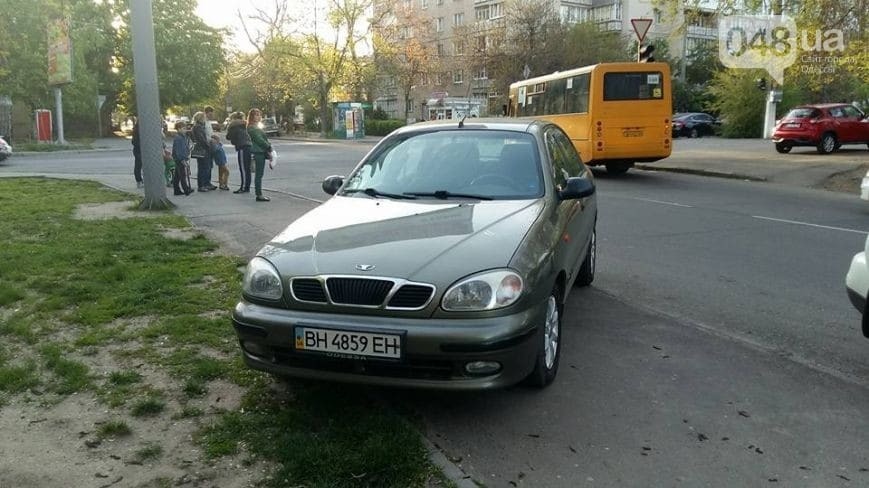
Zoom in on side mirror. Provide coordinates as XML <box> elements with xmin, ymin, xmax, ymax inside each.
<box><xmin>558</xmin><ymin>177</ymin><xmax>595</xmax><ymax>200</ymax></box>
<box><xmin>322</xmin><ymin>175</ymin><xmax>344</xmax><ymax>195</ymax></box>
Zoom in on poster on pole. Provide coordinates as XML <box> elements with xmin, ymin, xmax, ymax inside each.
<box><xmin>48</xmin><ymin>18</ymin><xmax>73</xmax><ymax>86</ymax></box>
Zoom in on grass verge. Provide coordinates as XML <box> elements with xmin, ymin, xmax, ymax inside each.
<box><xmin>0</xmin><ymin>177</ymin><xmax>433</xmax><ymax>486</ymax></box>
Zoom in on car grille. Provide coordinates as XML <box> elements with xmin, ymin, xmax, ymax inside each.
<box><xmin>289</xmin><ymin>277</ymin><xmax>435</xmax><ymax>310</ymax></box>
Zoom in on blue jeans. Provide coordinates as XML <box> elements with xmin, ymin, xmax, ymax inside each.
<box><xmin>196</xmin><ymin>154</ymin><xmax>213</xmax><ymax>188</ymax></box>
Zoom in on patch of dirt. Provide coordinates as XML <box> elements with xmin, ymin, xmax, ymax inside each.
<box><xmin>160</xmin><ymin>227</ymin><xmax>200</xmax><ymax>241</ymax></box>
<box><xmin>816</xmin><ymin>163</ymin><xmax>868</xmax><ymax>194</ymax></box>
<box><xmin>73</xmin><ymin>201</ymin><xmax>166</xmax><ymax>220</ymax></box>
<box><xmin>0</xmin><ymin>328</ymin><xmax>270</xmax><ymax>487</ymax></box>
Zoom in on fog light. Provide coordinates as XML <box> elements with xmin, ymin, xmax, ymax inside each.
<box><xmin>242</xmin><ymin>340</ymin><xmax>270</xmax><ymax>358</ymax></box>
<box><xmin>465</xmin><ymin>361</ymin><xmax>501</xmax><ymax>375</ymax></box>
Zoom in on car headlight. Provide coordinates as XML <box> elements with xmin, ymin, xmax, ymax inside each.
<box><xmin>442</xmin><ymin>269</ymin><xmax>524</xmax><ymax>311</ymax></box>
<box><xmin>242</xmin><ymin>257</ymin><xmax>283</xmax><ymax>301</ymax></box>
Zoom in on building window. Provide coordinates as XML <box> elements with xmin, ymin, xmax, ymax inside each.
<box><xmin>475</xmin><ymin>6</ymin><xmax>489</xmax><ymax>21</ymax></box>
<box><xmin>453</xmin><ymin>40</ymin><xmax>464</xmax><ymax>55</ymax></box>
<box><xmin>454</xmin><ymin>12</ymin><xmax>464</xmax><ymax>26</ymax></box>
<box><xmin>490</xmin><ymin>3</ymin><xmax>503</xmax><ymax>19</ymax></box>
<box><xmin>435</xmin><ymin>72</ymin><xmax>443</xmax><ymax>85</ymax></box>
<box><xmin>421</xmin><ymin>0</ymin><xmax>428</xmax><ymax>8</ymax></box>
<box><xmin>474</xmin><ymin>66</ymin><xmax>488</xmax><ymax>80</ymax></box>
<box><xmin>436</xmin><ymin>17</ymin><xmax>443</xmax><ymax>32</ymax></box>
<box><xmin>437</xmin><ymin>42</ymin><xmax>445</xmax><ymax>56</ymax></box>
<box><xmin>453</xmin><ymin>70</ymin><xmax>463</xmax><ymax>84</ymax></box>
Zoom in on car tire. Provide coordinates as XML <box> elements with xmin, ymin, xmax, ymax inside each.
<box><xmin>575</xmin><ymin>228</ymin><xmax>595</xmax><ymax>287</ymax></box>
<box><xmin>817</xmin><ymin>133</ymin><xmax>837</xmax><ymax>154</ymax></box>
<box><xmin>775</xmin><ymin>142</ymin><xmax>792</xmax><ymax>154</ymax></box>
<box><xmin>863</xmin><ymin>307</ymin><xmax>869</xmax><ymax>339</ymax></box>
<box><xmin>605</xmin><ymin>163</ymin><xmax>631</xmax><ymax>175</ymax></box>
<box><xmin>690</xmin><ymin>127</ymin><xmax>699</xmax><ymax>138</ymax></box>
<box><xmin>524</xmin><ymin>285</ymin><xmax>563</xmax><ymax>388</ymax></box>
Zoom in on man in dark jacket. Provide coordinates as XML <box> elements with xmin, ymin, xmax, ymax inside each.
<box><xmin>131</xmin><ymin>117</ymin><xmax>143</xmax><ymax>188</ymax></box>
<box><xmin>225</xmin><ymin>111</ymin><xmax>253</xmax><ymax>193</ymax></box>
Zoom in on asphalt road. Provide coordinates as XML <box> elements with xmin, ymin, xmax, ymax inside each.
<box><xmin>3</xmin><ymin>140</ymin><xmax>868</xmax><ymax>487</ymax></box>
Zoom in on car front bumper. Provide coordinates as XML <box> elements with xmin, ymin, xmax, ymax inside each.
<box><xmin>231</xmin><ymin>299</ymin><xmax>546</xmax><ymax>390</ymax></box>
<box><xmin>846</xmin><ymin>251</ymin><xmax>867</xmax><ymax>314</ymax></box>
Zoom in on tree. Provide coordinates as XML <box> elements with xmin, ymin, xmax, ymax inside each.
<box><xmin>110</xmin><ymin>0</ymin><xmax>227</xmax><ymax>113</ymax></box>
<box><xmin>706</xmin><ymin>68</ymin><xmax>767</xmax><ymax>137</ymax></box>
<box><xmin>373</xmin><ymin>2</ymin><xmax>440</xmax><ymax>122</ymax></box>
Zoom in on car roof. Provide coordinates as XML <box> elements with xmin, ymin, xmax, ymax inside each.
<box><xmin>795</xmin><ymin>103</ymin><xmax>852</xmax><ymax>109</ymax></box>
<box><xmin>391</xmin><ymin>117</ymin><xmax>544</xmax><ymax>135</ymax></box>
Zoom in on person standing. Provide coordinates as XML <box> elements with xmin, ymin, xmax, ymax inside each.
<box><xmin>191</xmin><ymin>111</ymin><xmax>216</xmax><ymax>192</ymax></box>
<box><xmin>246</xmin><ymin>108</ymin><xmax>272</xmax><ymax>202</ymax></box>
<box><xmin>131</xmin><ymin>116</ymin><xmax>143</xmax><ymax>188</ymax></box>
<box><xmin>211</xmin><ymin>134</ymin><xmax>230</xmax><ymax>190</ymax></box>
<box><xmin>225</xmin><ymin>111</ymin><xmax>252</xmax><ymax>193</ymax></box>
<box><xmin>171</xmin><ymin>121</ymin><xmax>194</xmax><ymax>196</ymax></box>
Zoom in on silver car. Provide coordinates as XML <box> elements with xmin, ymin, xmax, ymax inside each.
<box><xmin>0</xmin><ymin>136</ymin><xmax>11</xmax><ymax>162</ymax></box>
<box><xmin>232</xmin><ymin>118</ymin><xmax>597</xmax><ymax>389</ymax></box>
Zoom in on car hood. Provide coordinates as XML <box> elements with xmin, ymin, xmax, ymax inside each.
<box><xmin>258</xmin><ymin>196</ymin><xmax>544</xmax><ymax>282</ymax></box>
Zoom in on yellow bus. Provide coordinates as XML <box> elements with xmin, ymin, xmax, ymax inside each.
<box><xmin>508</xmin><ymin>62</ymin><xmax>672</xmax><ymax>174</ymax></box>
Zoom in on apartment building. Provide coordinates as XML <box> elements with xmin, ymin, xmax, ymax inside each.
<box><xmin>373</xmin><ymin>0</ymin><xmax>718</xmax><ymax>120</ymax></box>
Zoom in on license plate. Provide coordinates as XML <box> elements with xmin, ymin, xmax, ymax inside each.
<box><xmin>623</xmin><ymin>129</ymin><xmax>643</xmax><ymax>137</ymax></box>
<box><xmin>294</xmin><ymin>326</ymin><xmax>402</xmax><ymax>359</ymax></box>
<box><xmin>786</xmin><ymin>123</ymin><xmax>800</xmax><ymax>128</ymax></box>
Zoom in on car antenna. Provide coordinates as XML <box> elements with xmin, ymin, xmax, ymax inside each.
<box><xmin>458</xmin><ymin>114</ymin><xmax>468</xmax><ymax>128</ymax></box>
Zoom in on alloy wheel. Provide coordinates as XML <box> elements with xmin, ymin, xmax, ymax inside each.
<box><xmin>544</xmin><ymin>295</ymin><xmax>560</xmax><ymax>369</ymax></box>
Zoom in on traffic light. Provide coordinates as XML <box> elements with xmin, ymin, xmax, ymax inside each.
<box><xmin>756</xmin><ymin>78</ymin><xmax>767</xmax><ymax>91</ymax></box>
<box><xmin>638</xmin><ymin>44</ymin><xmax>655</xmax><ymax>63</ymax></box>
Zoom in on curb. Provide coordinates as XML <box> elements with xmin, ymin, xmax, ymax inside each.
<box><xmin>424</xmin><ymin>437</ymin><xmax>479</xmax><ymax>488</ymax></box>
<box><xmin>634</xmin><ymin>164</ymin><xmax>768</xmax><ymax>182</ymax></box>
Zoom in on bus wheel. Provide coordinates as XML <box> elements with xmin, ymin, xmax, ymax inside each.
<box><xmin>605</xmin><ymin>163</ymin><xmax>631</xmax><ymax>175</ymax></box>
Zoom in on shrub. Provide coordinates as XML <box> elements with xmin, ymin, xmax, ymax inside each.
<box><xmin>365</xmin><ymin>119</ymin><xmax>405</xmax><ymax>136</ymax></box>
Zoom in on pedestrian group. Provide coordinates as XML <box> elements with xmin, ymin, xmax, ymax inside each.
<box><xmin>133</xmin><ymin>106</ymin><xmax>274</xmax><ymax>202</ymax></box>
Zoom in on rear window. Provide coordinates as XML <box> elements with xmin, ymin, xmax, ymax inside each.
<box><xmin>603</xmin><ymin>72</ymin><xmax>664</xmax><ymax>101</ymax></box>
<box><xmin>785</xmin><ymin>108</ymin><xmax>820</xmax><ymax>119</ymax></box>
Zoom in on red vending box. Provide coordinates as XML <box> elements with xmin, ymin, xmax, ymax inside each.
<box><xmin>35</xmin><ymin>109</ymin><xmax>53</xmax><ymax>142</ymax></box>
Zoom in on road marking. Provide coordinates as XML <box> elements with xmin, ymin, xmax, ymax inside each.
<box><xmin>631</xmin><ymin>197</ymin><xmax>694</xmax><ymax>208</ymax></box>
<box><xmin>752</xmin><ymin>215</ymin><xmax>868</xmax><ymax>235</ymax></box>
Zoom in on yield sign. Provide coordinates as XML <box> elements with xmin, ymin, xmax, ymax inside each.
<box><xmin>631</xmin><ymin>18</ymin><xmax>653</xmax><ymax>42</ymax></box>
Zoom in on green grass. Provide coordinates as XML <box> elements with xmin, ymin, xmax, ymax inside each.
<box><xmin>14</xmin><ymin>142</ymin><xmax>93</xmax><ymax>152</ymax></box>
<box><xmin>200</xmin><ymin>383</ymin><xmax>430</xmax><ymax>488</ymax></box>
<box><xmin>131</xmin><ymin>396</ymin><xmax>166</xmax><ymax>417</ymax></box>
<box><xmin>0</xmin><ymin>177</ymin><xmax>433</xmax><ymax>487</ymax></box>
<box><xmin>97</xmin><ymin>420</ymin><xmax>132</xmax><ymax>439</ymax></box>
<box><xmin>133</xmin><ymin>442</ymin><xmax>164</xmax><ymax>462</ymax></box>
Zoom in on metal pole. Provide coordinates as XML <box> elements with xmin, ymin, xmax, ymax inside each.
<box><xmin>130</xmin><ymin>0</ymin><xmax>173</xmax><ymax>208</ymax></box>
<box><xmin>54</xmin><ymin>87</ymin><xmax>67</xmax><ymax>144</ymax></box>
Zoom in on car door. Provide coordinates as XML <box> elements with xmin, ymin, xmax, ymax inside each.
<box><xmin>544</xmin><ymin>125</ymin><xmax>594</xmax><ymax>285</ymax></box>
<box><xmin>840</xmin><ymin>106</ymin><xmax>865</xmax><ymax>143</ymax></box>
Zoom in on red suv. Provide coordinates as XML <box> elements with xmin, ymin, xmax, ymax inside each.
<box><xmin>772</xmin><ymin>103</ymin><xmax>869</xmax><ymax>154</ymax></box>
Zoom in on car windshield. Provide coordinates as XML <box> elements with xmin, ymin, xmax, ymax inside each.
<box><xmin>785</xmin><ymin>108</ymin><xmax>820</xmax><ymax>119</ymax></box>
<box><xmin>341</xmin><ymin>130</ymin><xmax>543</xmax><ymax>200</ymax></box>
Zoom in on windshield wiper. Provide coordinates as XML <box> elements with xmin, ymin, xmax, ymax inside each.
<box><xmin>404</xmin><ymin>190</ymin><xmax>493</xmax><ymax>200</ymax></box>
<box><xmin>343</xmin><ymin>187</ymin><xmax>417</xmax><ymax>200</ymax></box>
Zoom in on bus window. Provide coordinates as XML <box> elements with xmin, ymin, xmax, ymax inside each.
<box><xmin>603</xmin><ymin>72</ymin><xmax>664</xmax><ymax>101</ymax></box>
<box><xmin>564</xmin><ymin>73</ymin><xmax>589</xmax><ymax>113</ymax></box>
<box><xmin>544</xmin><ymin>78</ymin><xmax>566</xmax><ymax>115</ymax></box>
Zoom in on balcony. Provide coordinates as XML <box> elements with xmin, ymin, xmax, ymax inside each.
<box><xmin>687</xmin><ymin>25</ymin><xmax>717</xmax><ymax>39</ymax></box>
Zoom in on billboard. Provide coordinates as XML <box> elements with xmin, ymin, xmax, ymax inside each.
<box><xmin>47</xmin><ymin>18</ymin><xmax>73</xmax><ymax>86</ymax></box>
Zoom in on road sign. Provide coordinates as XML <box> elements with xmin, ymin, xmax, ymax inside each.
<box><xmin>631</xmin><ymin>18</ymin><xmax>653</xmax><ymax>42</ymax></box>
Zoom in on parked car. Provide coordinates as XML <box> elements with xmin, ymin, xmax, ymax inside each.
<box><xmin>0</xmin><ymin>136</ymin><xmax>12</xmax><ymax>162</ymax></box>
<box><xmin>846</xmin><ymin>234</ymin><xmax>868</xmax><ymax>339</ymax></box>
<box><xmin>258</xmin><ymin>116</ymin><xmax>281</xmax><ymax>136</ymax></box>
<box><xmin>231</xmin><ymin>118</ymin><xmax>598</xmax><ymax>390</ymax></box>
<box><xmin>772</xmin><ymin>103</ymin><xmax>869</xmax><ymax>154</ymax></box>
<box><xmin>672</xmin><ymin>112</ymin><xmax>719</xmax><ymax>138</ymax></box>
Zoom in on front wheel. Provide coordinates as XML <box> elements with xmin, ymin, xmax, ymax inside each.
<box><xmin>575</xmin><ymin>229</ymin><xmax>595</xmax><ymax>287</ymax></box>
<box><xmin>689</xmin><ymin>127</ymin><xmax>699</xmax><ymax>138</ymax></box>
<box><xmin>524</xmin><ymin>287</ymin><xmax>563</xmax><ymax>388</ymax></box>
<box><xmin>775</xmin><ymin>142</ymin><xmax>792</xmax><ymax>154</ymax></box>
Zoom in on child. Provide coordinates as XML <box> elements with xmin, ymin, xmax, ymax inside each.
<box><xmin>171</xmin><ymin>122</ymin><xmax>194</xmax><ymax>196</ymax></box>
<box><xmin>211</xmin><ymin>134</ymin><xmax>230</xmax><ymax>190</ymax></box>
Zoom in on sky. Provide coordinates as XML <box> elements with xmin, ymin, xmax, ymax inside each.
<box><xmin>195</xmin><ymin>0</ymin><xmax>333</xmax><ymax>53</ymax></box>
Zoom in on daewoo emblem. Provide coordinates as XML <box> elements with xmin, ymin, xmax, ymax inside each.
<box><xmin>355</xmin><ymin>264</ymin><xmax>376</xmax><ymax>271</ymax></box>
